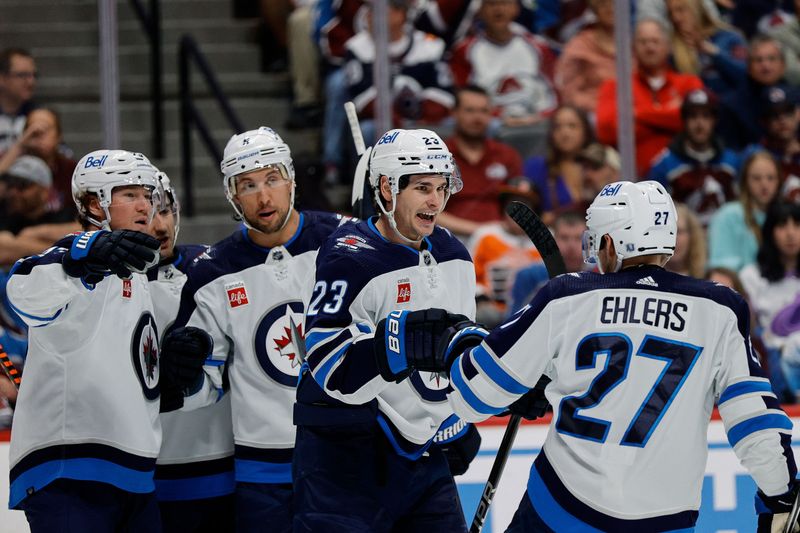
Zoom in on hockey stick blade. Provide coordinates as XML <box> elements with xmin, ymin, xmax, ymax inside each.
<box><xmin>470</xmin><ymin>202</ymin><xmax>566</xmax><ymax>533</ymax></box>
<box><xmin>0</xmin><ymin>344</ymin><xmax>21</xmax><ymax>391</ymax></box>
<box><xmin>784</xmin><ymin>488</ymin><xmax>800</xmax><ymax>533</ymax></box>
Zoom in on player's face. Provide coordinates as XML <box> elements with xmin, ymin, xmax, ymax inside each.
<box><xmin>393</xmin><ymin>174</ymin><xmax>449</xmax><ymax>240</ymax></box>
<box><xmin>233</xmin><ymin>166</ymin><xmax>293</xmax><ymax>234</ymax></box>
<box><xmin>745</xmin><ymin>157</ymin><xmax>780</xmax><ymax>210</ymax></box>
<box><xmin>685</xmin><ymin>109</ymin><xmax>715</xmax><ymax>146</ymax></box>
<box><xmin>151</xmin><ymin>199</ymin><xmax>177</xmax><ymax>257</ymax></box>
<box><xmin>774</xmin><ymin>218</ymin><xmax>800</xmax><ymax>259</ymax></box>
<box><xmin>105</xmin><ymin>185</ymin><xmax>156</xmax><ymax>233</ymax></box>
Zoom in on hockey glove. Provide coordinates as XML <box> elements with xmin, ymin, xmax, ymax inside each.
<box><xmin>374</xmin><ymin>309</ymin><xmax>473</xmax><ymax>382</ymax></box>
<box><xmin>500</xmin><ymin>376</ymin><xmax>552</xmax><ymax>421</ymax></box>
<box><xmin>435</xmin><ymin>422</ymin><xmax>482</xmax><ymax>477</ymax></box>
<box><xmin>160</xmin><ymin>326</ymin><xmax>214</xmax><ymax>390</ymax></box>
<box><xmin>62</xmin><ymin>230</ymin><xmax>160</xmax><ymax>283</ymax></box>
<box><xmin>757</xmin><ymin>481</ymin><xmax>800</xmax><ymax>533</ymax></box>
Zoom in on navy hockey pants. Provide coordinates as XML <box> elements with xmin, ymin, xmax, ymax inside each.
<box><xmin>506</xmin><ymin>490</ymin><xmax>553</xmax><ymax>533</ymax></box>
<box><xmin>159</xmin><ymin>494</ymin><xmax>235</xmax><ymax>533</ymax></box>
<box><xmin>20</xmin><ymin>478</ymin><xmax>162</xmax><ymax>533</ymax></box>
<box><xmin>236</xmin><ymin>481</ymin><xmax>293</xmax><ymax>533</ymax></box>
<box><xmin>292</xmin><ymin>425</ymin><xmax>467</xmax><ymax>532</ymax></box>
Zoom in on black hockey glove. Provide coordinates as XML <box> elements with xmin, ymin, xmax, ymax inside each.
<box><xmin>434</xmin><ymin>422</ymin><xmax>481</xmax><ymax>477</ymax></box>
<box><xmin>62</xmin><ymin>230</ymin><xmax>160</xmax><ymax>283</ymax></box>
<box><xmin>374</xmin><ymin>309</ymin><xmax>479</xmax><ymax>382</ymax></box>
<box><xmin>757</xmin><ymin>480</ymin><xmax>800</xmax><ymax>533</ymax></box>
<box><xmin>500</xmin><ymin>376</ymin><xmax>552</xmax><ymax>421</ymax></box>
<box><xmin>160</xmin><ymin>326</ymin><xmax>214</xmax><ymax>390</ymax></box>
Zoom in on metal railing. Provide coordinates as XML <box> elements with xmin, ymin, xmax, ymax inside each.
<box><xmin>179</xmin><ymin>34</ymin><xmax>245</xmax><ymax>217</ymax></box>
<box><xmin>129</xmin><ymin>0</ymin><xmax>164</xmax><ymax>159</ymax></box>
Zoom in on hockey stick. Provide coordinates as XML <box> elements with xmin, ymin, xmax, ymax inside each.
<box><xmin>784</xmin><ymin>489</ymin><xmax>800</xmax><ymax>533</ymax></box>
<box><xmin>345</xmin><ymin>101</ymin><xmax>372</xmax><ymax>219</ymax></box>
<box><xmin>470</xmin><ymin>201</ymin><xmax>566</xmax><ymax>533</ymax></box>
<box><xmin>0</xmin><ymin>344</ymin><xmax>21</xmax><ymax>391</ymax></box>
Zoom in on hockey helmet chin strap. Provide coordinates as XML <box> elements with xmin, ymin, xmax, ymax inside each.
<box><xmin>373</xmin><ymin>176</ymin><xmax>450</xmax><ymax>246</ymax></box>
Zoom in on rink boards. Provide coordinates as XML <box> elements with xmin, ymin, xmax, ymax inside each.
<box><xmin>3</xmin><ymin>411</ymin><xmax>800</xmax><ymax>533</ymax></box>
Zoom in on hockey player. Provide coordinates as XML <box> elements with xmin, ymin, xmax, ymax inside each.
<box><xmin>6</xmin><ymin>150</ymin><xmax>167</xmax><ymax>531</ymax></box>
<box><xmin>170</xmin><ymin>127</ymin><xmax>349</xmax><ymax>532</ymax></box>
<box><xmin>294</xmin><ymin>128</ymin><xmax>483</xmax><ymax>531</ymax></box>
<box><xmin>147</xmin><ymin>173</ymin><xmax>235</xmax><ymax>533</ymax></box>
<box><xmin>403</xmin><ymin>180</ymin><xmax>800</xmax><ymax>531</ymax></box>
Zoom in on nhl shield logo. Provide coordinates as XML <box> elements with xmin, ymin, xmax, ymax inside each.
<box><xmin>131</xmin><ymin>312</ymin><xmax>160</xmax><ymax>400</ymax></box>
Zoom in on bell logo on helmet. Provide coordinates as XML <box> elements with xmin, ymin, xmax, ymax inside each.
<box><xmin>599</xmin><ymin>183</ymin><xmax>622</xmax><ymax>197</ymax></box>
<box><xmin>83</xmin><ymin>155</ymin><xmax>108</xmax><ymax>169</ymax></box>
<box><xmin>377</xmin><ymin>131</ymin><xmax>400</xmax><ymax>145</ymax></box>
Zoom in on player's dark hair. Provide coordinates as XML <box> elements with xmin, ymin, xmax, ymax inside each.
<box><xmin>374</xmin><ymin>175</ymin><xmax>411</xmax><ymax>211</ymax></box>
<box><xmin>757</xmin><ymin>200</ymin><xmax>800</xmax><ymax>282</ymax></box>
<box><xmin>0</xmin><ymin>47</ymin><xmax>33</xmax><ymax>75</ymax></box>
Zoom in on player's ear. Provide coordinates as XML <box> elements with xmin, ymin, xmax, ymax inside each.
<box><xmin>603</xmin><ymin>234</ymin><xmax>617</xmax><ymax>260</ymax></box>
<box><xmin>380</xmin><ymin>175</ymin><xmax>393</xmax><ymax>206</ymax></box>
<box><xmin>86</xmin><ymin>195</ymin><xmax>104</xmax><ymax>220</ymax></box>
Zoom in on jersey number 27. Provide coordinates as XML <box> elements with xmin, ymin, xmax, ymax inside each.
<box><xmin>556</xmin><ymin>333</ymin><xmax>703</xmax><ymax>447</ymax></box>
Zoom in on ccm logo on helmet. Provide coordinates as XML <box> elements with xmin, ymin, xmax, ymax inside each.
<box><xmin>84</xmin><ymin>155</ymin><xmax>108</xmax><ymax>168</ymax></box>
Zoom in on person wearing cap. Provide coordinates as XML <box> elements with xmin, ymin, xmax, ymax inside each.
<box><xmin>719</xmin><ymin>34</ymin><xmax>800</xmax><ymax>149</ymax></box>
<box><xmin>467</xmin><ymin>176</ymin><xmax>543</xmax><ymax>326</ymax></box>
<box><xmin>647</xmin><ymin>88</ymin><xmax>739</xmax><ymax>226</ymax></box>
<box><xmin>596</xmin><ymin>18</ymin><xmax>703</xmax><ymax>177</ymax></box>
<box><xmin>0</xmin><ymin>155</ymin><xmax>78</xmax><ymax>267</ymax></box>
<box><xmin>574</xmin><ymin>141</ymin><xmax>621</xmax><ymax>213</ymax></box>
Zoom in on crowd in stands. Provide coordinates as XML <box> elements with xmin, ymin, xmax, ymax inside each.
<box><xmin>8</xmin><ymin>0</ymin><xmax>800</xmax><ymax>426</ymax></box>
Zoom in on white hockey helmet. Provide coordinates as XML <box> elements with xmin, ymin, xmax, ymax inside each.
<box><xmin>583</xmin><ymin>180</ymin><xmax>677</xmax><ymax>272</ymax></box>
<box><xmin>220</xmin><ymin>127</ymin><xmax>295</xmax><ymax>231</ymax></box>
<box><xmin>71</xmin><ymin>149</ymin><xmax>160</xmax><ymax>230</ymax></box>
<box><xmin>156</xmin><ymin>171</ymin><xmax>180</xmax><ymax>243</ymax></box>
<box><xmin>368</xmin><ymin>128</ymin><xmax>462</xmax><ymax>243</ymax></box>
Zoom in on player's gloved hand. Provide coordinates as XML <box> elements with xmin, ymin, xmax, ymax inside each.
<box><xmin>62</xmin><ymin>230</ymin><xmax>160</xmax><ymax>283</ymax></box>
<box><xmin>434</xmin><ymin>422</ymin><xmax>481</xmax><ymax>477</ymax></box>
<box><xmin>374</xmin><ymin>309</ymin><xmax>476</xmax><ymax>382</ymax></box>
<box><xmin>756</xmin><ymin>480</ymin><xmax>800</xmax><ymax>533</ymax></box>
<box><xmin>500</xmin><ymin>376</ymin><xmax>552</xmax><ymax>421</ymax></box>
<box><xmin>160</xmin><ymin>326</ymin><xmax>214</xmax><ymax>390</ymax></box>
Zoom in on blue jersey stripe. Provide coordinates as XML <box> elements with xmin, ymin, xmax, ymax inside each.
<box><xmin>234</xmin><ymin>459</ymin><xmax>291</xmax><ymax>484</ymax></box>
<box><xmin>527</xmin><ymin>461</ymin><xmax>605</xmax><ymax>532</ymax></box>
<box><xmin>471</xmin><ymin>344</ymin><xmax>528</xmax><ymax>395</ymax></box>
<box><xmin>312</xmin><ymin>342</ymin><xmax>350</xmax><ymax>387</ymax></box>
<box><xmin>450</xmin><ymin>357</ymin><xmax>504</xmax><ymax>416</ymax></box>
<box><xmin>719</xmin><ymin>380</ymin><xmax>774</xmax><ymax>405</ymax></box>
<box><xmin>155</xmin><ymin>471</ymin><xmax>236</xmax><ymax>501</ymax></box>
<box><xmin>305</xmin><ymin>329</ymin><xmax>342</xmax><ymax>353</ymax></box>
<box><xmin>728</xmin><ymin>413</ymin><xmax>793</xmax><ymax>447</ymax></box>
<box><xmin>8</xmin><ymin>300</ymin><xmax>63</xmax><ymax>323</ymax></box>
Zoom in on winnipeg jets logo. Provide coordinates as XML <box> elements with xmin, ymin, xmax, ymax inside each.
<box><xmin>254</xmin><ymin>301</ymin><xmax>305</xmax><ymax>387</ymax></box>
<box><xmin>143</xmin><ymin>334</ymin><xmax>158</xmax><ymax>381</ymax></box>
<box><xmin>273</xmin><ymin>320</ymin><xmax>303</xmax><ymax>368</ymax></box>
<box><xmin>132</xmin><ymin>312</ymin><xmax>160</xmax><ymax>400</ymax></box>
<box><xmin>334</xmin><ymin>234</ymin><xmax>375</xmax><ymax>251</ymax></box>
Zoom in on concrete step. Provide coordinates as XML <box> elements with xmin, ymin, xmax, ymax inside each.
<box><xmin>0</xmin><ymin>0</ymin><xmax>235</xmax><ymax>25</ymax></box>
<box><xmin>0</xmin><ymin>18</ymin><xmax>258</xmax><ymax>49</ymax></box>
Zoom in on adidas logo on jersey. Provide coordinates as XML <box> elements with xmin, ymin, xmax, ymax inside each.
<box><xmin>636</xmin><ymin>276</ymin><xmax>658</xmax><ymax>287</ymax></box>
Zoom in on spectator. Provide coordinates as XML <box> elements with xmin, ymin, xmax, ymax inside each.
<box><xmin>509</xmin><ymin>209</ymin><xmax>588</xmax><ymax>313</ymax></box>
<box><xmin>596</xmin><ymin>19</ymin><xmax>703</xmax><ymax>177</ymax></box>
<box><xmin>740</xmin><ymin>200</ymin><xmax>800</xmax><ymax>401</ymax></box>
<box><xmin>414</xmin><ymin>0</ymin><xmax>482</xmax><ymax>48</ymax></box>
<box><xmin>284</xmin><ymin>1</ymin><xmax>323</xmax><ymax>130</ymax></box>
<box><xmin>708</xmin><ymin>150</ymin><xmax>782</xmax><ymax>271</ymax></box>
<box><xmin>647</xmin><ymin>88</ymin><xmax>739</xmax><ymax>225</ymax></box>
<box><xmin>523</xmin><ymin>104</ymin><xmax>594</xmax><ymax>225</ymax></box>
<box><xmin>719</xmin><ymin>34</ymin><xmax>800</xmax><ymax>149</ymax></box>
<box><xmin>0</xmin><ymin>48</ymin><xmax>37</xmax><ymax>155</ymax></box>
<box><xmin>345</xmin><ymin>0</ymin><xmax>454</xmax><ymax>144</ymax></box>
<box><xmin>449</xmin><ymin>0</ymin><xmax>559</xmax><ymax>158</ymax></box>
<box><xmin>0</xmin><ymin>156</ymin><xmax>78</xmax><ymax>267</ymax></box>
<box><xmin>439</xmin><ymin>85</ymin><xmax>522</xmax><ymax>237</ymax></box>
<box><xmin>732</xmin><ymin>0</ymin><xmax>794</xmax><ymax>39</ymax></box>
<box><xmin>555</xmin><ymin>0</ymin><xmax>616</xmax><ymax>116</ymax></box>
<box><xmin>766</xmin><ymin>0</ymin><xmax>800</xmax><ymax>85</ymax></box>
<box><xmin>0</xmin><ymin>107</ymin><xmax>77</xmax><ymax>211</ymax></box>
<box><xmin>744</xmin><ymin>87</ymin><xmax>800</xmax><ymax>201</ymax></box>
<box><xmin>467</xmin><ymin>176</ymin><xmax>542</xmax><ymax>326</ymax></box>
<box><xmin>573</xmin><ymin>141</ymin><xmax>621</xmax><ymax>214</ymax></box>
<box><xmin>666</xmin><ymin>0</ymin><xmax>748</xmax><ymax>100</ymax></box>
<box><xmin>667</xmin><ymin>203</ymin><xmax>708</xmax><ymax>278</ymax></box>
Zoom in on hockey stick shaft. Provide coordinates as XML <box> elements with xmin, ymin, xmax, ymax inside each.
<box><xmin>470</xmin><ymin>202</ymin><xmax>566</xmax><ymax>533</ymax></box>
<box><xmin>0</xmin><ymin>345</ymin><xmax>21</xmax><ymax>391</ymax></box>
<box><xmin>784</xmin><ymin>488</ymin><xmax>800</xmax><ymax>533</ymax></box>
<box><xmin>344</xmin><ymin>101</ymin><xmax>366</xmax><ymax>156</ymax></box>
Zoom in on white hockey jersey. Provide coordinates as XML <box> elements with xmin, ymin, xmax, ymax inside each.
<box><xmin>148</xmin><ymin>245</ymin><xmax>236</xmax><ymax>501</ymax></box>
<box><xmin>297</xmin><ymin>218</ymin><xmax>477</xmax><ymax>457</ymax></box>
<box><xmin>446</xmin><ymin>266</ymin><xmax>796</xmax><ymax>530</ymax></box>
<box><xmin>174</xmin><ymin>212</ymin><xmax>348</xmax><ymax>483</ymax></box>
<box><xmin>6</xmin><ymin>235</ymin><xmax>162</xmax><ymax>509</ymax></box>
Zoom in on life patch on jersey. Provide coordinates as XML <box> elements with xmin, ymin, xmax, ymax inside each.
<box><xmin>225</xmin><ymin>281</ymin><xmax>249</xmax><ymax>308</ymax></box>
<box><xmin>122</xmin><ymin>278</ymin><xmax>132</xmax><ymax>298</ymax></box>
<box><xmin>334</xmin><ymin>234</ymin><xmax>375</xmax><ymax>252</ymax></box>
<box><xmin>131</xmin><ymin>312</ymin><xmax>160</xmax><ymax>400</ymax></box>
<box><xmin>396</xmin><ymin>280</ymin><xmax>412</xmax><ymax>303</ymax></box>
<box><xmin>254</xmin><ymin>300</ymin><xmax>305</xmax><ymax>387</ymax></box>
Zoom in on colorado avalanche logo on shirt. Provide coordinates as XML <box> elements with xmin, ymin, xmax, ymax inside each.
<box><xmin>131</xmin><ymin>312</ymin><xmax>160</xmax><ymax>400</ymax></box>
<box><xmin>254</xmin><ymin>300</ymin><xmax>305</xmax><ymax>387</ymax></box>
<box><xmin>410</xmin><ymin>370</ymin><xmax>450</xmax><ymax>402</ymax></box>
